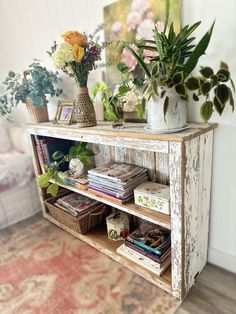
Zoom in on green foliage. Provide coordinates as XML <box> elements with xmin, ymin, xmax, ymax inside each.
<box><xmin>0</xmin><ymin>61</ymin><xmax>62</xmax><ymax>117</ymax></box>
<box><xmin>38</xmin><ymin>142</ymin><xmax>95</xmax><ymax>197</ymax></box>
<box><xmin>200</xmin><ymin>101</ymin><xmax>213</xmax><ymax>122</ymax></box>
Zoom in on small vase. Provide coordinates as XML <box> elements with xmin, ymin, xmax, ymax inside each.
<box><xmin>25</xmin><ymin>97</ymin><xmax>49</xmax><ymax>123</ymax></box>
<box><xmin>146</xmin><ymin>87</ymin><xmax>187</xmax><ymax>132</ymax></box>
<box><xmin>69</xmin><ymin>158</ymin><xmax>84</xmax><ymax>178</ymax></box>
<box><xmin>75</xmin><ymin>87</ymin><xmax>97</xmax><ymax>127</ymax></box>
<box><xmin>111</xmin><ymin>108</ymin><xmax>124</xmax><ymax>128</ymax></box>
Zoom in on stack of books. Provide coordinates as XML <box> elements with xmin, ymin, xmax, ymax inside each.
<box><xmin>117</xmin><ymin>223</ymin><xmax>171</xmax><ymax>276</ymax></box>
<box><xmin>62</xmin><ymin>171</ymin><xmax>88</xmax><ymax>190</ymax></box>
<box><xmin>87</xmin><ymin>163</ymin><xmax>148</xmax><ymax>204</ymax></box>
<box><xmin>55</xmin><ymin>192</ymin><xmax>100</xmax><ymax>217</ymax></box>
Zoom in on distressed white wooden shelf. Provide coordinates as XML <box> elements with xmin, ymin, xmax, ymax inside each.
<box><xmin>27</xmin><ymin>121</ymin><xmax>217</xmax><ymax>299</ymax></box>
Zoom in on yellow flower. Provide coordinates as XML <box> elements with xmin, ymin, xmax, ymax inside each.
<box><xmin>62</xmin><ymin>31</ymin><xmax>87</xmax><ymax>47</ymax></box>
<box><xmin>72</xmin><ymin>45</ymin><xmax>85</xmax><ymax>62</ymax></box>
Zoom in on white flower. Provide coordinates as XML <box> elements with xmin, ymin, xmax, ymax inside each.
<box><xmin>51</xmin><ymin>43</ymin><xmax>74</xmax><ymax>69</ymax></box>
<box><xmin>131</xmin><ymin>0</ymin><xmax>149</xmax><ymax>13</ymax></box>
<box><xmin>111</xmin><ymin>21</ymin><xmax>122</xmax><ymax>33</ymax></box>
<box><xmin>126</xmin><ymin>11</ymin><xmax>142</xmax><ymax>31</ymax></box>
<box><xmin>123</xmin><ymin>91</ymin><xmax>137</xmax><ymax>112</ymax></box>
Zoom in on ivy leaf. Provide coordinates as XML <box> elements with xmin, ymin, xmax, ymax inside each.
<box><xmin>213</xmin><ymin>96</ymin><xmax>224</xmax><ymax>115</ymax></box>
<box><xmin>186</xmin><ymin>77</ymin><xmax>200</xmax><ymax>90</ymax></box>
<box><xmin>118</xmin><ymin>85</ymin><xmax>130</xmax><ymax>96</ymax></box>
<box><xmin>69</xmin><ymin>146</ymin><xmax>77</xmax><ymax>157</ymax></box>
<box><xmin>215</xmin><ymin>84</ymin><xmax>230</xmax><ymax>107</ymax></box>
<box><xmin>172</xmin><ymin>71</ymin><xmax>184</xmax><ymax>85</ymax></box>
<box><xmin>79</xmin><ymin>156</ymin><xmax>92</xmax><ymax>167</ymax></box>
<box><xmin>175</xmin><ymin>84</ymin><xmax>186</xmax><ymax>96</ymax></box>
<box><xmin>193</xmin><ymin>93</ymin><xmax>199</xmax><ymax>101</ymax></box>
<box><xmin>200</xmin><ymin>101</ymin><xmax>213</xmax><ymax>122</ymax></box>
<box><xmin>47</xmin><ymin>183</ymin><xmax>59</xmax><ymax>197</ymax></box>
<box><xmin>200</xmin><ymin>67</ymin><xmax>214</xmax><ymax>78</ymax></box>
<box><xmin>52</xmin><ymin>151</ymin><xmax>64</xmax><ymax>160</ymax></box>
<box><xmin>217</xmin><ymin>69</ymin><xmax>230</xmax><ymax>82</ymax></box>
<box><xmin>8</xmin><ymin>71</ymin><xmax>15</xmax><ymax>78</ymax></box>
<box><xmin>92</xmin><ymin>82</ymin><xmax>100</xmax><ymax>99</ymax></box>
<box><xmin>38</xmin><ymin>173</ymin><xmax>50</xmax><ymax>188</ymax></box>
<box><xmin>163</xmin><ymin>96</ymin><xmax>169</xmax><ymax>122</ymax></box>
<box><xmin>201</xmin><ymin>82</ymin><xmax>211</xmax><ymax>95</ymax></box>
<box><xmin>133</xmin><ymin>78</ymin><xmax>144</xmax><ymax>87</ymax></box>
<box><xmin>117</xmin><ymin>62</ymin><xmax>129</xmax><ymax>73</ymax></box>
<box><xmin>136</xmin><ymin>103</ymin><xmax>143</xmax><ymax>119</ymax></box>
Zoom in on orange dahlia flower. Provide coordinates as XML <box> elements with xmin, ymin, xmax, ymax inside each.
<box><xmin>62</xmin><ymin>31</ymin><xmax>87</xmax><ymax>47</ymax></box>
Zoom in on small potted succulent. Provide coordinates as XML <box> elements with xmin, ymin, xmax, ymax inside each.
<box><xmin>38</xmin><ymin>142</ymin><xmax>95</xmax><ymax>197</ymax></box>
<box><xmin>0</xmin><ymin>61</ymin><xmax>62</xmax><ymax>123</ymax></box>
<box><xmin>118</xmin><ymin>17</ymin><xmax>235</xmax><ymax>132</ymax></box>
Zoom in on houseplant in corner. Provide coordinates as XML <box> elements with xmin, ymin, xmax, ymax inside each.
<box><xmin>49</xmin><ymin>30</ymin><xmax>103</xmax><ymax>127</ymax></box>
<box><xmin>38</xmin><ymin>142</ymin><xmax>95</xmax><ymax>197</ymax></box>
<box><xmin>0</xmin><ymin>61</ymin><xmax>62</xmax><ymax>123</ymax></box>
<box><xmin>120</xmin><ymin>17</ymin><xmax>235</xmax><ymax>132</ymax></box>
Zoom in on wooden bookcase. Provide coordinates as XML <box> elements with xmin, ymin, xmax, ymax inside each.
<box><xmin>27</xmin><ymin>122</ymin><xmax>217</xmax><ymax>299</ymax></box>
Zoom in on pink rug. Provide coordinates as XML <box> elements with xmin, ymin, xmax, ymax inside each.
<box><xmin>0</xmin><ymin>218</ymin><xmax>180</xmax><ymax>314</ymax></box>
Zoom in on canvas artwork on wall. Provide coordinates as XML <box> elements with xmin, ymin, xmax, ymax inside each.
<box><xmin>103</xmin><ymin>0</ymin><xmax>181</xmax><ymax>120</ymax></box>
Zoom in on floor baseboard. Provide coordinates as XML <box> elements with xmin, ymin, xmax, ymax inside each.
<box><xmin>208</xmin><ymin>247</ymin><xmax>236</xmax><ymax>274</ymax></box>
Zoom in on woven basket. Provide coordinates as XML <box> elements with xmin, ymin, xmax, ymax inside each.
<box><xmin>45</xmin><ymin>194</ymin><xmax>111</xmax><ymax>234</ymax></box>
<box><xmin>25</xmin><ymin>97</ymin><xmax>49</xmax><ymax>123</ymax></box>
<box><xmin>76</xmin><ymin>87</ymin><xmax>97</xmax><ymax>127</ymax></box>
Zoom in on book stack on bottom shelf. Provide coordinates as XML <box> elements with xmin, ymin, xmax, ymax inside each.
<box><xmin>117</xmin><ymin>223</ymin><xmax>171</xmax><ymax>276</ymax></box>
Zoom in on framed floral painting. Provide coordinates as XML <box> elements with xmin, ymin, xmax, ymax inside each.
<box><xmin>103</xmin><ymin>0</ymin><xmax>181</xmax><ymax>121</ymax></box>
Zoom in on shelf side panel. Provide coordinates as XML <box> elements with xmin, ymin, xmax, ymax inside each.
<box><xmin>184</xmin><ymin>130</ymin><xmax>213</xmax><ymax>293</ymax></box>
<box><xmin>169</xmin><ymin>142</ymin><xmax>185</xmax><ymax>299</ymax></box>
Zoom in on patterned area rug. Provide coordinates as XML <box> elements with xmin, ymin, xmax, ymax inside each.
<box><xmin>0</xmin><ymin>217</ymin><xmax>180</xmax><ymax>314</ymax></box>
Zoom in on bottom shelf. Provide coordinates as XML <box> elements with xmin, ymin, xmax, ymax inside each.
<box><xmin>44</xmin><ymin>212</ymin><xmax>172</xmax><ymax>294</ymax></box>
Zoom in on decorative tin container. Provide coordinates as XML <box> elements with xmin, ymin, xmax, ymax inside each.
<box><xmin>106</xmin><ymin>212</ymin><xmax>129</xmax><ymax>241</ymax></box>
<box><xmin>134</xmin><ymin>182</ymin><xmax>170</xmax><ymax>215</ymax></box>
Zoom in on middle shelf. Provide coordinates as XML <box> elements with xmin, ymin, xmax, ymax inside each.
<box><xmin>50</xmin><ymin>180</ymin><xmax>171</xmax><ymax>229</ymax></box>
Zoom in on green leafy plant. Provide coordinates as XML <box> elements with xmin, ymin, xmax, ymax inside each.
<box><xmin>0</xmin><ymin>61</ymin><xmax>62</xmax><ymax>117</ymax></box>
<box><xmin>38</xmin><ymin>142</ymin><xmax>95</xmax><ymax>197</ymax></box>
<box><xmin>93</xmin><ymin>80</ymin><xmax>128</xmax><ymax>121</ymax></box>
<box><xmin>119</xmin><ymin>3</ymin><xmax>235</xmax><ymax>122</ymax></box>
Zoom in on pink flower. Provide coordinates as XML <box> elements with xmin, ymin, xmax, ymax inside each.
<box><xmin>131</xmin><ymin>0</ymin><xmax>149</xmax><ymax>13</ymax></box>
<box><xmin>136</xmin><ymin>19</ymin><xmax>153</xmax><ymax>40</ymax></box>
<box><xmin>156</xmin><ymin>21</ymin><xmax>165</xmax><ymax>33</ymax></box>
<box><xmin>126</xmin><ymin>11</ymin><xmax>142</xmax><ymax>31</ymax></box>
<box><xmin>121</xmin><ymin>45</ymin><xmax>138</xmax><ymax>71</ymax></box>
<box><xmin>111</xmin><ymin>21</ymin><xmax>122</xmax><ymax>33</ymax></box>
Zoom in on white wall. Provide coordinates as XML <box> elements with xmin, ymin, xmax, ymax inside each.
<box><xmin>0</xmin><ymin>0</ymin><xmax>235</xmax><ymax>273</ymax></box>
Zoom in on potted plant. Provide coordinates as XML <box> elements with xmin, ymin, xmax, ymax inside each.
<box><xmin>0</xmin><ymin>61</ymin><xmax>62</xmax><ymax>123</ymax></box>
<box><xmin>119</xmin><ymin>18</ymin><xmax>235</xmax><ymax>132</ymax></box>
<box><xmin>48</xmin><ymin>30</ymin><xmax>103</xmax><ymax>127</ymax></box>
<box><xmin>38</xmin><ymin>142</ymin><xmax>95</xmax><ymax>197</ymax></box>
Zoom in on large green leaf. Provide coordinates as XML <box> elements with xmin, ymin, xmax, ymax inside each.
<box><xmin>52</xmin><ymin>151</ymin><xmax>64</xmax><ymax>160</ymax></box>
<box><xmin>117</xmin><ymin>62</ymin><xmax>129</xmax><ymax>73</ymax></box>
<box><xmin>38</xmin><ymin>172</ymin><xmax>50</xmax><ymax>188</ymax></box>
<box><xmin>118</xmin><ymin>85</ymin><xmax>130</xmax><ymax>96</ymax></box>
<box><xmin>200</xmin><ymin>67</ymin><xmax>214</xmax><ymax>78</ymax></box>
<box><xmin>217</xmin><ymin>69</ymin><xmax>230</xmax><ymax>82</ymax></box>
<box><xmin>79</xmin><ymin>156</ymin><xmax>92</xmax><ymax>167</ymax></box>
<box><xmin>200</xmin><ymin>101</ymin><xmax>213</xmax><ymax>122</ymax></box>
<box><xmin>172</xmin><ymin>71</ymin><xmax>184</xmax><ymax>84</ymax></box>
<box><xmin>47</xmin><ymin>183</ymin><xmax>59</xmax><ymax>197</ymax></box>
<box><xmin>136</xmin><ymin>103</ymin><xmax>143</xmax><ymax>119</ymax></box>
<box><xmin>201</xmin><ymin>82</ymin><xmax>212</xmax><ymax>95</ymax></box>
<box><xmin>175</xmin><ymin>84</ymin><xmax>186</xmax><ymax>96</ymax></box>
<box><xmin>213</xmin><ymin>96</ymin><xmax>224</xmax><ymax>115</ymax></box>
<box><xmin>215</xmin><ymin>84</ymin><xmax>230</xmax><ymax>107</ymax></box>
<box><xmin>183</xmin><ymin>21</ymin><xmax>215</xmax><ymax>75</ymax></box>
<box><xmin>186</xmin><ymin>77</ymin><xmax>200</xmax><ymax>90</ymax></box>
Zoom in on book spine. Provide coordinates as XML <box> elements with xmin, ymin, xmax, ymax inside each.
<box><xmin>126</xmin><ymin>237</ymin><xmax>161</xmax><ymax>256</ymax></box>
<box><xmin>88</xmin><ymin>185</ymin><xmax>126</xmax><ymax>199</ymax></box>
<box><xmin>125</xmin><ymin>240</ymin><xmax>161</xmax><ymax>263</ymax></box>
<box><xmin>35</xmin><ymin>138</ymin><xmax>45</xmax><ymax>172</ymax></box>
<box><xmin>88</xmin><ymin>188</ymin><xmax>124</xmax><ymax>204</ymax></box>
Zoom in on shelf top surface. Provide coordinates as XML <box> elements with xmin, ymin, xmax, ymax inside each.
<box><xmin>26</xmin><ymin>121</ymin><xmax>217</xmax><ymax>142</ymax></box>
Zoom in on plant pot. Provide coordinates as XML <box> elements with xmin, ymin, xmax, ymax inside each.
<box><xmin>69</xmin><ymin>158</ymin><xmax>84</xmax><ymax>178</ymax></box>
<box><xmin>25</xmin><ymin>97</ymin><xmax>49</xmax><ymax>123</ymax></box>
<box><xmin>146</xmin><ymin>88</ymin><xmax>187</xmax><ymax>132</ymax></box>
<box><xmin>76</xmin><ymin>87</ymin><xmax>97</xmax><ymax>127</ymax></box>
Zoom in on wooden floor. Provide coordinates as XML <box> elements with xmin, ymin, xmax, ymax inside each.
<box><xmin>1</xmin><ymin>213</ymin><xmax>236</xmax><ymax>314</ymax></box>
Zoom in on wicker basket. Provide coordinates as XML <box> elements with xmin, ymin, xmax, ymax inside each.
<box><xmin>45</xmin><ymin>194</ymin><xmax>111</xmax><ymax>234</ymax></box>
<box><xmin>25</xmin><ymin>97</ymin><xmax>49</xmax><ymax>123</ymax></box>
<box><xmin>76</xmin><ymin>87</ymin><xmax>97</xmax><ymax>127</ymax></box>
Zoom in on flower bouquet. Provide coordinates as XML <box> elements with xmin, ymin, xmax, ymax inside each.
<box><xmin>49</xmin><ymin>31</ymin><xmax>103</xmax><ymax>127</ymax></box>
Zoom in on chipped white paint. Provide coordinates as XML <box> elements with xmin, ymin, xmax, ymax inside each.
<box><xmin>169</xmin><ymin>142</ymin><xmax>184</xmax><ymax>299</ymax></box>
<box><xmin>27</xmin><ymin>126</ymin><xmax>169</xmax><ymax>153</ymax></box>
